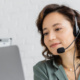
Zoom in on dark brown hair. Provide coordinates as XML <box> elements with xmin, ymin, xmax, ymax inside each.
<box><xmin>36</xmin><ymin>4</ymin><xmax>80</xmax><ymax>65</ymax></box>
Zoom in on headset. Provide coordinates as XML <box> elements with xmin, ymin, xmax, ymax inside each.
<box><xmin>57</xmin><ymin>16</ymin><xmax>80</xmax><ymax>80</ymax></box>
<box><xmin>73</xmin><ymin>17</ymin><xmax>80</xmax><ymax>37</ymax></box>
<box><xmin>73</xmin><ymin>17</ymin><xmax>80</xmax><ymax>80</ymax></box>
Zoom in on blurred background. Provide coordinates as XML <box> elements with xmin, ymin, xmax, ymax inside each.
<box><xmin>0</xmin><ymin>0</ymin><xmax>80</xmax><ymax>80</ymax></box>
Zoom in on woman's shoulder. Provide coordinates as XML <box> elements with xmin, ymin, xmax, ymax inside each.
<box><xmin>33</xmin><ymin>59</ymin><xmax>59</xmax><ymax>80</ymax></box>
<box><xmin>33</xmin><ymin>59</ymin><xmax>56</xmax><ymax>73</ymax></box>
<box><xmin>33</xmin><ymin>61</ymin><xmax>51</xmax><ymax>80</ymax></box>
<box><xmin>33</xmin><ymin>60</ymin><xmax>53</xmax><ymax>80</ymax></box>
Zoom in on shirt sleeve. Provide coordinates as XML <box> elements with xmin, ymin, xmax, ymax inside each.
<box><xmin>33</xmin><ymin>61</ymin><xmax>48</xmax><ymax>80</ymax></box>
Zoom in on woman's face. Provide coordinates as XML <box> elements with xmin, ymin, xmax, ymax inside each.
<box><xmin>42</xmin><ymin>12</ymin><xmax>75</xmax><ymax>55</ymax></box>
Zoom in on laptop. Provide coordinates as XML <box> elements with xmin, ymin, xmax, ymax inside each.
<box><xmin>0</xmin><ymin>45</ymin><xmax>25</xmax><ymax>80</ymax></box>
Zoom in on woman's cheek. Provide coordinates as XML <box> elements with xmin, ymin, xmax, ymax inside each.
<box><xmin>58</xmin><ymin>32</ymin><xmax>67</xmax><ymax>46</ymax></box>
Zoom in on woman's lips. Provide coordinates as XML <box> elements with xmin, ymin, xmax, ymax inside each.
<box><xmin>50</xmin><ymin>43</ymin><xmax>60</xmax><ymax>48</ymax></box>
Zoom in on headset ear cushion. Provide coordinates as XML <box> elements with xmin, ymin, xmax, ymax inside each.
<box><xmin>73</xmin><ymin>25</ymin><xmax>77</xmax><ymax>37</ymax></box>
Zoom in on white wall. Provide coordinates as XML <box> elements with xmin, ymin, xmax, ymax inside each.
<box><xmin>0</xmin><ymin>0</ymin><xmax>80</xmax><ymax>80</ymax></box>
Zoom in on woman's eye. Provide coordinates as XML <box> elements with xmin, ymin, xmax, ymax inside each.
<box><xmin>55</xmin><ymin>28</ymin><xmax>61</xmax><ymax>31</ymax></box>
<box><xmin>43</xmin><ymin>28</ymin><xmax>61</xmax><ymax>36</ymax></box>
<box><xmin>43</xmin><ymin>33</ymin><xmax>48</xmax><ymax>36</ymax></box>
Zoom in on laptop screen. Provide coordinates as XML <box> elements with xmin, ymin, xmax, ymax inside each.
<box><xmin>0</xmin><ymin>45</ymin><xmax>25</xmax><ymax>80</ymax></box>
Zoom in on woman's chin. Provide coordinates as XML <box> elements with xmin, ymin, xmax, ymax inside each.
<box><xmin>51</xmin><ymin>51</ymin><xmax>60</xmax><ymax>55</ymax></box>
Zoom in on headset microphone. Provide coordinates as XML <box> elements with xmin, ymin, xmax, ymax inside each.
<box><xmin>57</xmin><ymin>47</ymin><xmax>65</xmax><ymax>53</ymax></box>
<box><xmin>57</xmin><ymin>17</ymin><xmax>80</xmax><ymax>54</ymax></box>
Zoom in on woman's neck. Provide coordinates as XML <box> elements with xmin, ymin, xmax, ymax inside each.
<box><xmin>59</xmin><ymin>49</ymin><xmax>78</xmax><ymax>68</ymax></box>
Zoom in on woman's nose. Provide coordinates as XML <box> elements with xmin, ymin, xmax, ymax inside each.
<box><xmin>48</xmin><ymin>32</ymin><xmax>56</xmax><ymax>41</ymax></box>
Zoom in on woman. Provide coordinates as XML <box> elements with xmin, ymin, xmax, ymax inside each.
<box><xmin>33</xmin><ymin>4</ymin><xmax>80</xmax><ymax>80</ymax></box>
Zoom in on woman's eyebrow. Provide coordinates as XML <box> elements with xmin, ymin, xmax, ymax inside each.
<box><xmin>42</xmin><ymin>23</ymin><xmax>62</xmax><ymax>31</ymax></box>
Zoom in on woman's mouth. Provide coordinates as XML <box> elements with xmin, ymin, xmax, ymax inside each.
<box><xmin>50</xmin><ymin>43</ymin><xmax>60</xmax><ymax>48</ymax></box>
